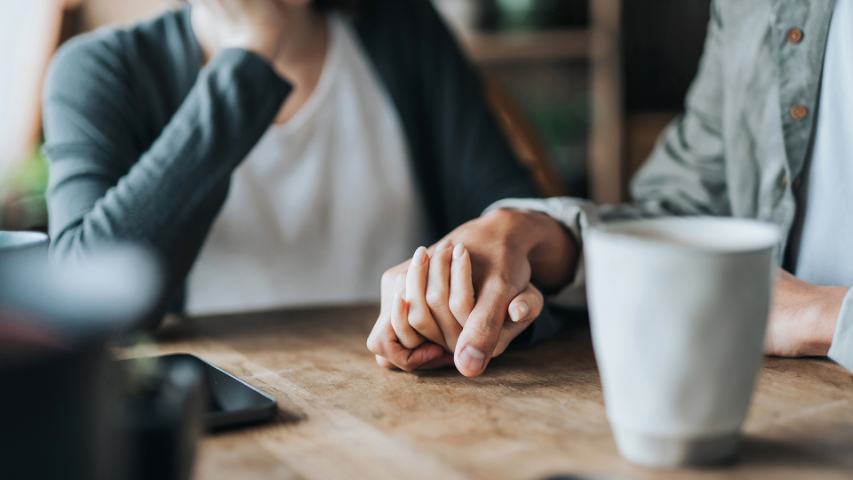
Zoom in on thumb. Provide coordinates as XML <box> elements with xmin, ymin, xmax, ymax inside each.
<box><xmin>454</xmin><ymin>281</ymin><xmax>513</xmax><ymax>377</ymax></box>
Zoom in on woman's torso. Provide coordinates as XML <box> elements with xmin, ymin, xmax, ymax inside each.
<box><xmin>185</xmin><ymin>15</ymin><xmax>428</xmax><ymax>315</ymax></box>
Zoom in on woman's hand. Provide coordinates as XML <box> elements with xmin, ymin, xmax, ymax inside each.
<box><xmin>366</xmin><ymin>254</ymin><xmax>455</xmax><ymax>373</ymax></box>
<box><xmin>190</xmin><ymin>0</ymin><xmax>289</xmax><ymax>62</ymax></box>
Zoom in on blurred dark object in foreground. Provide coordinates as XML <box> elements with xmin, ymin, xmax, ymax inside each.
<box><xmin>121</xmin><ymin>356</ymin><xmax>206</xmax><ymax>480</ymax></box>
<box><xmin>0</xmin><ymin>241</ymin><xmax>203</xmax><ymax>480</ymax></box>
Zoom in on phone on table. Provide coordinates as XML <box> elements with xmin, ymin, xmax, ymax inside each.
<box><xmin>124</xmin><ymin>353</ymin><xmax>278</xmax><ymax>430</ymax></box>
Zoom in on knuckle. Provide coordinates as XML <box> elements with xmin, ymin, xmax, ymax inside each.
<box><xmin>467</xmin><ymin>322</ymin><xmax>493</xmax><ymax>339</ymax></box>
<box><xmin>449</xmin><ymin>297</ymin><xmax>471</xmax><ymax>317</ymax></box>
<box><xmin>486</xmin><ymin>277</ymin><xmax>514</xmax><ymax>297</ymax></box>
<box><xmin>492</xmin><ymin>242</ymin><xmax>512</xmax><ymax>258</ymax></box>
<box><xmin>408</xmin><ymin>311</ymin><xmax>432</xmax><ymax>331</ymax></box>
<box><xmin>425</xmin><ymin>287</ymin><xmax>448</xmax><ymax>311</ymax></box>
<box><xmin>376</xmin><ymin>356</ymin><xmax>395</xmax><ymax>370</ymax></box>
<box><xmin>466</xmin><ymin>315</ymin><xmax>502</xmax><ymax>339</ymax></box>
<box><xmin>366</xmin><ymin>333</ymin><xmax>383</xmax><ymax>354</ymax></box>
<box><xmin>381</xmin><ymin>270</ymin><xmax>401</xmax><ymax>288</ymax></box>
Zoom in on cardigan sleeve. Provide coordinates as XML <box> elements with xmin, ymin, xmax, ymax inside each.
<box><xmin>43</xmin><ymin>33</ymin><xmax>291</xmax><ymax>294</ymax></box>
<box><xmin>409</xmin><ymin>0</ymin><xmax>542</xmax><ymax>227</ymax></box>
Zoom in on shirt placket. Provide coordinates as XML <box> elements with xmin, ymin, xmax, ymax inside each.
<box><xmin>769</xmin><ymin>0</ymin><xmax>835</xmax><ymax>263</ymax></box>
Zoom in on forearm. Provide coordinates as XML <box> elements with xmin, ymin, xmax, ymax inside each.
<box><xmin>47</xmin><ymin>49</ymin><xmax>291</xmax><ymax>275</ymax></box>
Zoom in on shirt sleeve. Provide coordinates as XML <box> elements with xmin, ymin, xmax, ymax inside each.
<box><xmin>828</xmin><ymin>288</ymin><xmax>853</xmax><ymax>372</ymax></box>
<box><xmin>484</xmin><ymin>0</ymin><xmax>732</xmax><ymax>344</ymax></box>
<box><xmin>408</xmin><ymin>0</ymin><xmax>541</xmax><ymax>227</ymax></box>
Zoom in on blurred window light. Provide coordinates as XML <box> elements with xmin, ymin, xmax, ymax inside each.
<box><xmin>0</xmin><ymin>0</ymin><xmax>67</xmax><ymax>175</ymax></box>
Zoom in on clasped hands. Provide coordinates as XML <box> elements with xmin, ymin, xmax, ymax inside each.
<box><xmin>367</xmin><ymin>209</ymin><xmax>579</xmax><ymax>377</ymax></box>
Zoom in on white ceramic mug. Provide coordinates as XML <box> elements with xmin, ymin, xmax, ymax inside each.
<box><xmin>584</xmin><ymin>217</ymin><xmax>779</xmax><ymax>468</ymax></box>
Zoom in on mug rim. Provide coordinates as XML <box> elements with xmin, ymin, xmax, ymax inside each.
<box><xmin>0</xmin><ymin>231</ymin><xmax>49</xmax><ymax>251</ymax></box>
<box><xmin>586</xmin><ymin>217</ymin><xmax>779</xmax><ymax>255</ymax></box>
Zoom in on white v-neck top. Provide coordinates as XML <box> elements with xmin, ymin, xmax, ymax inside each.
<box><xmin>186</xmin><ymin>16</ymin><xmax>428</xmax><ymax>315</ymax></box>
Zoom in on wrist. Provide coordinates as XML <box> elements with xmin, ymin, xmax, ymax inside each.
<box><xmin>486</xmin><ymin>209</ymin><xmax>579</xmax><ymax>292</ymax></box>
<box><xmin>527</xmin><ymin>213</ymin><xmax>579</xmax><ymax>291</ymax></box>
<box><xmin>807</xmin><ymin>286</ymin><xmax>846</xmax><ymax>355</ymax></box>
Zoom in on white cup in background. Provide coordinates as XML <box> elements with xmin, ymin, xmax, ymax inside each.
<box><xmin>584</xmin><ymin>217</ymin><xmax>779</xmax><ymax>468</ymax></box>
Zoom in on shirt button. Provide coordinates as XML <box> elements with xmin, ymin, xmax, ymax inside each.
<box><xmin>787</xmin><ymin>27</ymin><xmax>804</xmax><ymax>44</ymax></box>
<box><xmin>790</xmin><ymin>104</ymin><xmax>808</xmax><ymax>120</ymax></box>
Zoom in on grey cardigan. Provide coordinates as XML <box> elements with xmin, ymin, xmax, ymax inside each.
<box><xmin>42</xmin><ymin>1</ymin><xmax>540</xmax><ymax>313</ymax></box>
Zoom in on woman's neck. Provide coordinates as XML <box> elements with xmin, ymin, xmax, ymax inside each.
<box><xmin>270</xmin><ymin>7</ymin><xmax>329</xmax><ymax>78</ymax></box>
<box><xmin>271</xmin><ymin>10</ymin><xmax>329</xmax><ymax>124</ymax></box>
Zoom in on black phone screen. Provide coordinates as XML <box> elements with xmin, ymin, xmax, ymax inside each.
<box><xmin>142</xmin><ymin>354</ymin><xmax>278</xmax><ymax>430</ymax></box>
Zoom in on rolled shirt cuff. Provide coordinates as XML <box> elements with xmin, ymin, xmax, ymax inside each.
<box><xmin>828</xmin><ymin>287</ymin><xmax>853</xmax><ymax>373</ymax></box>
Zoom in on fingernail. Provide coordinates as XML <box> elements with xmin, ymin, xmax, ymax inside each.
<box><xmin>453</xmin><ymin>243</ymin><xmax>466</xmax><ymax>259</ymax></box>
<box><xmin>412</xmin><ymin>246</ymin><xmax>428</xmax><ymax>265</ymax></box>
<box><xmin>437</xmin><ymin>241</ymin><xmax>452</xmax><ymax>252</ymax></box>
<box><xmin>459</xmin><ymin>345</ymin><xmax>486</xmax><ymax>373</ymax></box>
<box><xmin>510</xmin><ymin>301</ymin><xmax>530</xmax><ymax>322</ymax></box>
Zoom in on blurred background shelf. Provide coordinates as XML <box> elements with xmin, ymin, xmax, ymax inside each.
<box><xmin>460</xmin><ymin>29</ymin><xmax>590</xmax><ymax>64</ymax></box>
<box><xmin>440</xmin><ymin>0</ymin><xmax>711</xmax><ymax>203</ymax></box>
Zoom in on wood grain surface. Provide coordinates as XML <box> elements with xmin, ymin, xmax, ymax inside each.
<box><xmin>135</xmin><ymin>305</ymin><xmax>853</xmax><ymax>480</ymax></box>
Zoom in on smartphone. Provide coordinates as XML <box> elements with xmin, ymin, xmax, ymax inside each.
<box><xmin>126</xmin><ymin>353</ymin><xmax>278</xmax><ymax>431</ymax></box>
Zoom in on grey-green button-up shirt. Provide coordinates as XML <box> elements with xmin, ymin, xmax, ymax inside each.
<box><xmin>489</xmin><ymin>0</ymin><xmax>853</xmax><ymax>372</ymax></box>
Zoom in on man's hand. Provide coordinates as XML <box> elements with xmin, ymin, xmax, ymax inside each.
<box><xmin>433</xmin><ymin>210</ymin><xmax>577</xmax><ymax>377</ymax></box>
<box><xmin>368</xmin><ymin>209</ymin><xmax>579</xmax><ymax>377</ymax></box>
<box><xmin>765</xmin><ymin>269</ymin><xmax>846</xmax><ymax>357</ymax></box>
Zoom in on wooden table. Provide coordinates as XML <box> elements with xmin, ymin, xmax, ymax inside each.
<box><xmin>141</xmin><ymin>305</ymin><xmax>853</xmax><ymax>480</ymax></box>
